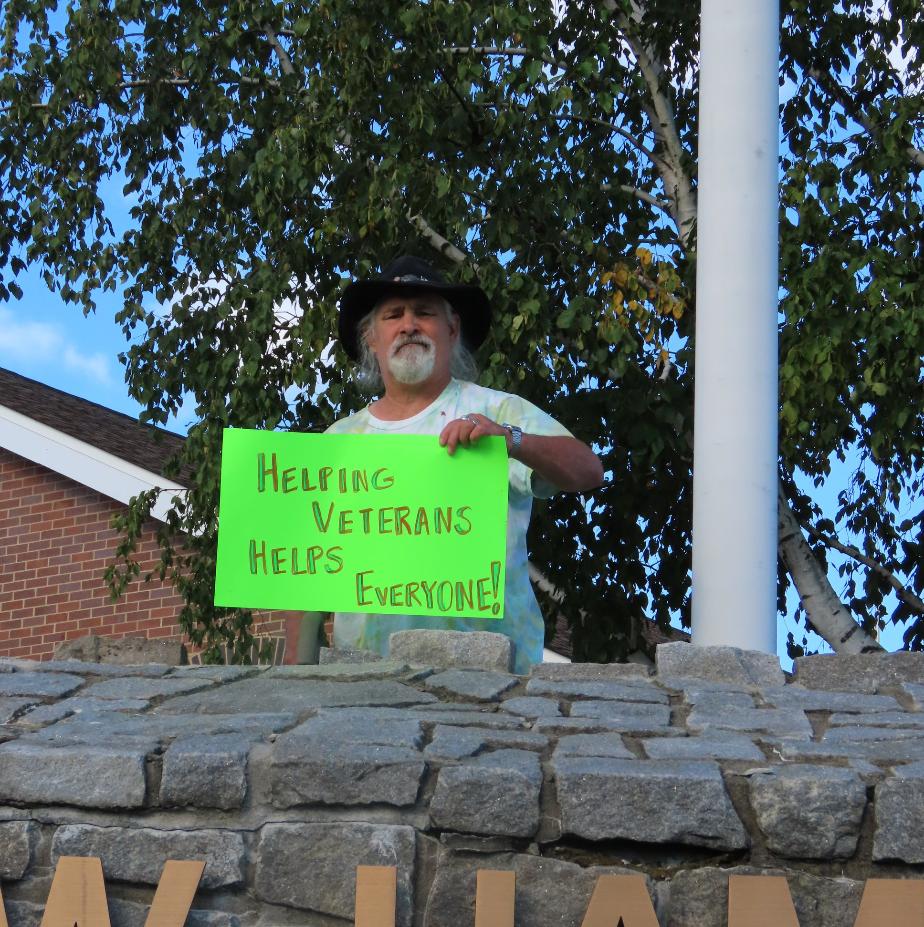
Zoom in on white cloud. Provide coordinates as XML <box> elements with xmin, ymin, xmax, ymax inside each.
<box><xmin>62</xmin><ymin>346</ymin><xmax>113</xmax><ymax>385</ymax></box>
<box><xmin>0</xmin><ymin>308</ymin><xmax>114</xmax><ymax>385</ymax></box>
<box><xmin>0</xmin><ymin>310</ymin><xmax>61</xmax><ymax>355</ymax></box>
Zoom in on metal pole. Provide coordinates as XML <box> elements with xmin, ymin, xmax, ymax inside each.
<box><xmin>691</xmin><ymin>0</ymin><xmax>779</xmax><ymax>652</ymax></box>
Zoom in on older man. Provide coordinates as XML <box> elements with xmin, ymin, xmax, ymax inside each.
<box><xmin>327</xmin><ymin>255</ymin><xmax>603</xmax><ymax>672</ymax></box>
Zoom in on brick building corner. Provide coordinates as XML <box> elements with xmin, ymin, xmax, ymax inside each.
<box><xmin>0</xmin><ymin>367</ymin><xmax>294</xmax><ymax>661</ymax></box>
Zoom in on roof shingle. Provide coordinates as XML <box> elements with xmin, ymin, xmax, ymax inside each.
<box><xmin>0</xmin><ymin>367</ymin><xmax>186</xmax><ymax>480</ymax></box>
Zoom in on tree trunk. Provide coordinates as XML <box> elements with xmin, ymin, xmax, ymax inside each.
<box><xmin>777</xmin><ymin>482</ymin><xmax>882</xmax><ymax>654</ymax></box>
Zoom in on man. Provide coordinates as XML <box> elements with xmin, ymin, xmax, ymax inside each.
<box><xmin>327</xmin><ymin>255</ymin><xmax>603</xmax><ymax>672</ymax></box>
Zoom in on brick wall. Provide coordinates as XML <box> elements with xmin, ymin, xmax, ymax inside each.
<box><xmin>0</xmin><ymin>447</ymin><xmax>292</xmax><ymax>661</ymax></box>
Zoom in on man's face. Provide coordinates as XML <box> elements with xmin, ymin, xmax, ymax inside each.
<box><xmin>366</xmin><ymin>293</ymin><xmax>459</xmax><ymax>387</ymax></box>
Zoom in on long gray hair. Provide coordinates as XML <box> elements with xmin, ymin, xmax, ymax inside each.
<box><xmin>355</xmin><ymin>298</ymin><xmax>478</xmax><ymax>392</ymax></box>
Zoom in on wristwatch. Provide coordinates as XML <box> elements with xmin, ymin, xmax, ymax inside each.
<box><xmin>501</xmin><ymin>422</ymin><xmax>522</xmax><ymax>453</ymax></box>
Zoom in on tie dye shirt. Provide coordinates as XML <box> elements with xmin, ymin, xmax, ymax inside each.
<box><xmin>325</xmin><ymin>378</ymin><xmax>573</xmax><ymax>673</ymax></box>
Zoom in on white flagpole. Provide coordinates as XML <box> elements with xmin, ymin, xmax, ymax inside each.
<box><xmin>691</xmin><ymin>0</ymin><xmax>780</xmax><ymax>652</ymax></box>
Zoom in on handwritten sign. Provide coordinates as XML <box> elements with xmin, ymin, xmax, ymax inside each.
<box><xmin>214</xmin><ymin>429</ymin><xmax>508</xmax><ymax>618</ymax></box>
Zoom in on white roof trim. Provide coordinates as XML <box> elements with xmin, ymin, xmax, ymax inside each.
<box><xmin>542</xmin><ymin>647</ymin><xmax>571</xmax><ymax>663</ymax></box>
<box><xmin>0</xmin><ymin>403</ymin><xmax>185</xmax><ymax>523</ymax></box>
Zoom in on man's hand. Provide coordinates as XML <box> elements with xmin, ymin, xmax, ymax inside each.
<box><xmin>439</xmin><ymin>413</ymin><xmax>508</xmax><ymax>455</ymax></box>
<box><xmin>439</xmin><ymin>413</ymin><xmax>605</xmax><ymax>492</ymax></box>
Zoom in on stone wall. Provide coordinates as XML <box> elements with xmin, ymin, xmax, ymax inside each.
<box><xmin>0</xmin><ymin>637</ymin><xmax>923</xmax><ymax>926</ymax></box>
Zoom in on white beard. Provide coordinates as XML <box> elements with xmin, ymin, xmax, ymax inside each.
<box><xmin>387</xmin><ymin>336</ymin><xmax>436</xmax><ymax>384</ymax></box>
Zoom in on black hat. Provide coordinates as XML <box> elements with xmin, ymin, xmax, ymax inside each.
<box><xmin>338</xmin><ymin>255</ymin><xmax>492</xmax><ymax>360</ymax></box>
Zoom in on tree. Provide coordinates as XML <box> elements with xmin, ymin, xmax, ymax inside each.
<box><xmin>1</xmin><ymin>0</ymin><xmax>921</xmax><ymax>660</ymax></box>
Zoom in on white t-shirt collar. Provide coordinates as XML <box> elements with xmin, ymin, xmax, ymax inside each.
<box><xmin>365</xmin><ymin>379</ymin><xmax>459</xmax><ymax>431</ymax></box>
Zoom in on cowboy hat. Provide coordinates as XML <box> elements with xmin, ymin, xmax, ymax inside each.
<box><xmin>338</xmin><ymin>255</ymin><xmax>492</xmax><ymax>360</ymax></box>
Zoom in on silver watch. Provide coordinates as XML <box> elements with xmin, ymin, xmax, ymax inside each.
<box><xmin>501</xmin><ymin>423</ymin><xmax>522</xmax><ymax>452</ymax></box>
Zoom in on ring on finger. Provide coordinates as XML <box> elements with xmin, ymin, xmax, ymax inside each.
<box><xmin>462</xmin><ymin>414</ymin><xmax>479</xmax><ymax>426</ymax></box>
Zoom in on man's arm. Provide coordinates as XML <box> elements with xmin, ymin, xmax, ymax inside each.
<box><xmin>439</xmin><ymin>414</ymin><xmax>604</xmax><ymax>493</ymax></box>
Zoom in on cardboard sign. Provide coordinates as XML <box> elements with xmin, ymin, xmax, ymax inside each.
<box><xmin>214</xmin><ymin>429</ymin><xmax>508</xmax><ymax>618</ymax></box>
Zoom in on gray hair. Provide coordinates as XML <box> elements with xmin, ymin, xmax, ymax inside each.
<box><xmin>355</xmin><ymin>298</ymin><xmax>478</xmax><ymax>392</ymax></box>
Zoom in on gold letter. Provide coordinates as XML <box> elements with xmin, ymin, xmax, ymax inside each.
<box><xmin>355</xmin><ymin>865</ymin><xmax>396</xmax><ymax>927</ymax></box>
<box><xmin>40</xmin><ymin>857</ymin><xmax>112</xmax><ymax>927</ymax></box>
<box><xmin>144</xmin><ymin>860</ymin><xmax>206</xmax><ymax>927</ymax></box>
<box><xmin>475</xmin><ymin>870</ymin><xmax>515</xmax><ymax>927</ymax></box>
<box><xmin>728</xmin><ymin>875</ymin><xmax>800</xmax><ymax>927</ymax></box>
<box><xmin>854</xmin><ymin>878</ymin><xmax>924</xmax><ymax>927</ymax></box>
<box><xmin>39</xmin><ymin>856</ymin><xmax>204</xmax><ymax>927</ymax></box>
<box><xmin>581</xmin><ymin>874</ymin><xmax>659</xmax><ymax>927</ymax></box>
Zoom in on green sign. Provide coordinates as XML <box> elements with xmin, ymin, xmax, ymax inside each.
<box><xmin>214</xmin><ymin>429</ymin><xmax>508</xmax><ymax>618</ymax></box>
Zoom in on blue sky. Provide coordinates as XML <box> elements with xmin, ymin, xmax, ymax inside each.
<box><xmin>0</xmin><ymin>265</ymin><xmax>144</xmax><ymax>419</ymax></box>
<box><xmin>0</xmin><ymin>163</ymin><xmax>198</xmax><ymax>430</ymax></box>
<box><xmin>0</xmin><ymin>103</ymin><xmax>197</xmax><ymax>428</ymax></box>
